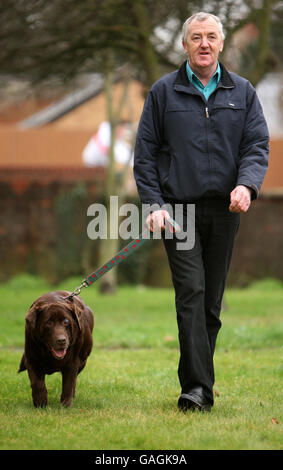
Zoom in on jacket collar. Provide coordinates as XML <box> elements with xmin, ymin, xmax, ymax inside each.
<box><xmin>174</xmin><ymin>60</ymin><xmax>235</xmax><ymax>92</ymax></box>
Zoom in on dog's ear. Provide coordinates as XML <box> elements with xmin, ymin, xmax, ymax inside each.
<box><xmin>25</xmin><ymin>302</ymin><xmax>41</xmax><ymax>330</ymax></box>
<box><xmin>70</xmin><ymin>300</ymin><xmax>83</xmax><ymax>331</ymax></box>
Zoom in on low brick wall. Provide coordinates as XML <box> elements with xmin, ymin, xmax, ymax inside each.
<box><xmin>228</xmin><ymin>191</ymin><xmax>283</xmax><ymax>285</ymax></box>
<box><xmin>0</xmin><ymin>181</ymin><xmax>282</xmax><ymax>286</ymax></box>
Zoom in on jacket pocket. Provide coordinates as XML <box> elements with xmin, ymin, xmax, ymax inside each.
<box><xmin>211</xmin><ymin>102</ymin><xmax>246</xmax><ymax>129</ymax></box>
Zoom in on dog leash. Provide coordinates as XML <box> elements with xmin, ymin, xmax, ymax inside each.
<box><xmin>66</xmin><ymin>216</ymin><xmax>181</xmax><ymax>300</ymax></box>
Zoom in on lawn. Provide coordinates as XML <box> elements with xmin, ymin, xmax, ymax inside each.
<box><xmin>0</xmin><ymin>275</ymin><xmax>282</xmax><ymax>450</ymax></box>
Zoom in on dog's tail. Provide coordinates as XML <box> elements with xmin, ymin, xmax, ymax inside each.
<box><xmin>18</xmin><ymin>353</ymin><xmax>27</xmax><ymax>373</ymax></box>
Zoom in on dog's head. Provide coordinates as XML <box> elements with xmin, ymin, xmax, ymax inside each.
<box><xmin>25</xmin><ymin>291</ymin><xmax>84</xmax><ymax>360</ymax></box>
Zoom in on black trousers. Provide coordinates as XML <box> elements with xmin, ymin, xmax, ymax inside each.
<box><xmin>162</xmin><ymin>197</ymin><xmax>240</xmax><ymax>405</ymax></box>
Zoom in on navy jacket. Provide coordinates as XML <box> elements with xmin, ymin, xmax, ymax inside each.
<box><xmin>134</xmin><ymin>61</ymin><xmax>269</xmax><ymax>206</ymax></box>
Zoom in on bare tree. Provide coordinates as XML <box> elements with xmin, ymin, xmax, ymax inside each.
<box><xmin>0</xmin><ymin>0</ymin><xmax>280</xmax><ymax>87</ymax></box>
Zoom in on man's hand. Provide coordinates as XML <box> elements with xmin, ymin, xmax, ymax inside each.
<box><xmin>146</xmin><ymin>210</ymin><xmax>171</xmax><ymax>232</ymax></box>
<box><xmin>229</xmin><ymin>185</ymin><xmax>252</xmax><ymax>213</ymax></box>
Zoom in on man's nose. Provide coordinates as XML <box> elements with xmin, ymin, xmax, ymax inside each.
<box><xmin>200</xmin><ymin>37</ymin><xmax>209</xmax><ymax>48</ymax></box>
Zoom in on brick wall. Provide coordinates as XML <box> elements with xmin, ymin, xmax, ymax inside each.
<box><xmin>228</xmin><ymin>193</ymin><xmax>283</xmax><ymax>285</ymax></box>
<box><xmin>0</xmin><ymin>181</ymin><xmax>282</xmax><ymax>286</ymax></box>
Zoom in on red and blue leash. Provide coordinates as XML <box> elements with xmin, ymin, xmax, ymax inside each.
<box><xmin>66</xmin><ymin>216</ymin><xmax>181</xmax><ymax>300</ymax></box>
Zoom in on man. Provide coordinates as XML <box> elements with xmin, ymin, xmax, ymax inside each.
<box><xmin>134</xmin><ymin>12</ymin><xmax>269</xmax><ymax>412</ymax></box>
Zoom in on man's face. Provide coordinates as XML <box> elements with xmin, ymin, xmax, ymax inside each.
<box><xmin>183</xmin><ymin>18</ymin><xmax>224</xmax><ymax>72</ymax></box>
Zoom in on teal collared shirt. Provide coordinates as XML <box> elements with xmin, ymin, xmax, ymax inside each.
<box><xmin>186</xmin><ymin>60</ymin><xmax>221</xmax><ymax>101</ymax></box>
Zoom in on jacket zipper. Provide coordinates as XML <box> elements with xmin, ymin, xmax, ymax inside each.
<box><xmin>204</xmin><ymin>106</ymin><xmax>212</xmax><ymax>189</ymax></box>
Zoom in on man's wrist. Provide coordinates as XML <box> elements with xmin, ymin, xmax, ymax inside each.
<box><xmin>237</xmin><ymin>184</ymin><xmax>252</xmax><ymax>193</ymax></box>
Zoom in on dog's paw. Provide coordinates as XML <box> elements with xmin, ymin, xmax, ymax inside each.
<box><xmin>60</xmin><ymin>396</ymin><xmax>73</xmax><ymax>407</ymax></box>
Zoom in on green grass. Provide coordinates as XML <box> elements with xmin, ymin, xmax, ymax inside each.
<box><xmin>0</xmin><ymin>275</ymin><xmax>282</xmax><ymax>450</ymax></box>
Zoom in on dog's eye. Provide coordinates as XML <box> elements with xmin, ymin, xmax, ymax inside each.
<box><xmin>63</xmin><ymin>318</ymin><xmax>70</xmax><ymax>326</ymax></box>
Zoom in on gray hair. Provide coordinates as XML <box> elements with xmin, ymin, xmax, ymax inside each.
<box><xmin>182</xmin><ymin>12</ymin><xmax>225</xmax><ymax>44</ymax></box>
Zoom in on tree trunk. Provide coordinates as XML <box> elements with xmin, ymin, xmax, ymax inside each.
<box><xmin>131</xmin><ymin>0</ymin><xmax>160</xmax><ymax>91</ymax></box>
<box><xmin>249</xmin><ymin>0</ymin><xmax>272</xmax><ymax>86</ymax></box>
<box><xmin>98</xmin><ymin>54</ymin><xmax>133</xmax><ymax>294</ymax></box>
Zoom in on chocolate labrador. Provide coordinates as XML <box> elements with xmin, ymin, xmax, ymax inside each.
<box><xmin>18</xmin><ymin>291</ymin><xmax>94</xmax><ymax>407</ymax></box>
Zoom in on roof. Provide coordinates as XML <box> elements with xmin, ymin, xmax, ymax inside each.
<box><xmin>47</xmin><ymin>80</ymin><xmax>145</xmax><ymax>131</ymax></box>
<box><xmin>18</xmin><ymin>76</ymin><xmax>104</xmax><ymax>129</ymax></box>
<box><xmin>15</xmin><ymin>78</ymin><xmax>145</xmax><ymax>136</ymax></box>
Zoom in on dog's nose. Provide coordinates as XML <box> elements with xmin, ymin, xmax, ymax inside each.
<box><xmin>56</xmin><ymin>336</ymin><xmax>67</xmax><ymax>347</ymax></box>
